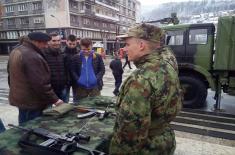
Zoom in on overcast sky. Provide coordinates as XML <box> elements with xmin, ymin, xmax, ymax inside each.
<box><xmin>138</xmin><ymin>0</ymin><xmax>201</xmax><ymax>6</ymax></box>
<box><xmin>138</xmin><ymin>0</ymin><xmax>202</xmax><ymax>15</ymax></box>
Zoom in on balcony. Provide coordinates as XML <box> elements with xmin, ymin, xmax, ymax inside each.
<box><xmin>69</xmin><ymin>7</ymin><xmax>79</xmax><ymax>14</ymax></box>
<box><xmin>85</xmin><ymin>9</ymin><xmax>95</xmax><ymax>15</ymax></box>
<box><xmin>18</xmin><ymin>24</ymin><xmax>30</xmax><ymax>29</ymax></box>
<box><xmin>32</xmin><ymin>23</ymin><xmax>45</xmax><ymax>29</ymax></box>
<box><xmin>29</xmin><ymin>9</ymin><xmax>44</xmax><ymax>15</ymax></box>
<box><xmin>75</xmin><ymin>0</ymin><xmax>95</xmax><ymax>5</ymax></box>
<box><xmin>6</xmin><ymin>24</ymin><xmax>17</xmax><ymax>29</ymax></box>
<box><xmin>95</xmin><ymin>1</ymin><xmax>119</xmax><ymax>11</ymax></box>
<box><xmin>70</xmin><ymin>21</ymin><xmax>80</xmax><ymax>27</ymax></box>
<box><xmin>4</xmin><ymin>12</ymin><xmax>16</xmax><ymax>17</ymax></box>
<box><xmin>3</xmin><ymin>10</ymin><xmax>44</xmax><ymax>18</ymax></box>
<box><xmin>78</xmin><ymin>9</ymin><xmax>95</xmax><ymax>16</ymax></box>
<box><xmin>0</xmin><ymin>24</ymin><xmax>3</xmax><ymax>30</ymax></box>
<box><xmin>95</xmin><ymin>13</ymin><xmax>119</xmax><ymax>22</ymax></box>
<box><xmin>4</xmin><ymin>0</ymin><xmax>14</xmax><ymax>4</ymax></box>
<box><xmin>18</xmin><ymin>11</ymin><xmax>29</xmax><ymax>15</ymax></box>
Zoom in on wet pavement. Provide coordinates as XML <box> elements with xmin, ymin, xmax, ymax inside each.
<box><xmin>0</xmin><ymin>55</ymin><xmax>235</xmax><ymax>155</ymax></box>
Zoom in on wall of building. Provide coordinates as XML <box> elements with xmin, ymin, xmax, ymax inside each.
<box><xmin>0</xmin><ymin>0</ymin><xmax>140</xmax><ymax>54</ymax></box>
<box><xmin>44</xmin><ymin>0</ymin><xmax>70</xmax><ymax>28</ymax></box>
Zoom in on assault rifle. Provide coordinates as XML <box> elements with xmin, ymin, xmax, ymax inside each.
<box><xmin>76</xmin><ymin>106</ymin><xmax>116</xmax><ymax>120</ymax></box>
<box><xmin>8</xmin><ymin>124</ymin><xmax>106</xmax><ymax>155</ymax></box>
<box><xmin>144</xmin><ymin>13</ymin><xmax>179</xmax><ymax>25</ymax></box>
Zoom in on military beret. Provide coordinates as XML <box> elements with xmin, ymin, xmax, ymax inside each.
<box><xmin>117</xmin><ymin>23</ymin><xmax>165</xmax><ymax>43</ymax></box>
<box><xmin>28</xmin><ymin>32</ymin><xmax>51</xmax><ymax>42</ymax></box>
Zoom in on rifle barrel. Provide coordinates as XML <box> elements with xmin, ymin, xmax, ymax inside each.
<box><xmin>8</xmin><ymin>124</ymin><xmax>31</xmax><ymax>132</ymax></box>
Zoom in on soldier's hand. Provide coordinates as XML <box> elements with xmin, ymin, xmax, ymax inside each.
<box><xmin>53</xmin><ymin>99</ymin><xmax>64</xmax><ymax>106</ymax></box>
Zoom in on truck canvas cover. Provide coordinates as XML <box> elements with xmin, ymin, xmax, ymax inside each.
<box><xmin>214</xmin><ymin>16</ymin><xmax>235</xmax><ymax>71</ymax></box>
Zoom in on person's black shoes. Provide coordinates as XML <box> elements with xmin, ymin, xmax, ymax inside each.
<box><xmin>113</xmin><ymin>90</ymin><xmax>119</xmax><ymax>96</ymax></box>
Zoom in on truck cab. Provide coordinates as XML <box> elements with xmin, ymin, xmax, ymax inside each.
<box><xmin>163</xmin><ymin>16</ymin><xmax>235</xmax><ymax>109</ymax></box>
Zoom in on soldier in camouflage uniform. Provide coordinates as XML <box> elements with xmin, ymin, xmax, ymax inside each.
<box><xmin>109</xmin><ymin>23</ymin><xmax>182</xmax><ymax>155</ymax></box>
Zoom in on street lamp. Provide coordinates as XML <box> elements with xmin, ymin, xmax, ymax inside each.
<box><xmin>50</xmin><ymin>14</ymin><xmax>61</xmax><ymax>36</ymax></box>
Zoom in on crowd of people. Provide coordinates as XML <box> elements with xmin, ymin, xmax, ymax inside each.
<box><xmin>7</xmin><ymin>32</ymin><xmax>106</xmax><ymax>124</ymax></box>
<box><xmin>3</xmin><ymin>23</ymin><xmax>182</xmax><ymax>155</ymax></box>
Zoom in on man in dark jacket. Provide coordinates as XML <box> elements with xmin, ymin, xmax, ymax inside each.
<box><xmin>109</xmin><ymin>53</ymin><xmax>123</xmax><ymax>96</ymax></box>
<box><xmin>44</xmin><ymin>32</ymin><xmax>68</xmax><ymax>102</ymax></box>
<box><xmin>0</xmin><ymin>118</ymin><xmax>5</xmax><ymax>133</ymax></box>
<box><xmin>8</xmin><ymin>32</ymin><xmax>63</xmax><ymax>125</ymax></box>
<box><xmin>63</xmin><ymin>34</ymin><xmax>79</xmax><ymax>102</ymax></box>
<box><xmin>123</xmin><ymin>52</ymin><xmax>132</xmax><ymax>69</ymax></box>
<box><xmin>70</xmin><ymin>38</ymin><xmax>105</xmax><ymax>101</ymax></box>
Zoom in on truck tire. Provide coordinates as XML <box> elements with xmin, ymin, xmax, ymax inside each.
<box><xmin>179</xmin><ymin>75</ymin><xmax>207</xmax><ymax>108</ymax></box>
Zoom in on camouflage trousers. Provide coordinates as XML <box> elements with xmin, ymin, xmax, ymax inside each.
<box><xmin>109</xmin><ymin>128</ymin><xmax>176</xmax><ymax>155</ymax></box>
<box><xmin>73</xmin><ymin>87</ymin><xmax>100</xmax><ymax>102</ymax></box>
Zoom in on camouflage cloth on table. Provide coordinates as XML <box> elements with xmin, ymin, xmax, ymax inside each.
<box><xmin>0</xmin><ymin>97</ymin><xmax>116</xmax><ymax>155</ymax></box>
<box><xmin>42</xmin><ymin>96</ymin><xmax>116</xmax><ymax>117</ymax></box>
<box><xmin>109</xmin><ymin>47</ymin><xmax>182</xmax><ymax>155</ymax></box>
<box><xmin>78</xmin><ymin>96</ymin><xmax>116</xmax><ymax>107</ymax></box>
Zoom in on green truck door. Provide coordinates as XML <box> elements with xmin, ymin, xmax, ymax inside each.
<box><xmin>185</xmin><ymin>24</ymin><xmax>215</xmax><ymax>71</ymax></box>
<box><xmin>166</xmin><ymin>30</ymin><xmax>186</xmax><ymax>63</ymax></box>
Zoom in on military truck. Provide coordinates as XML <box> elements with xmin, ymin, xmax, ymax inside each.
<box><xmin>162</xmin><ymin>16</ymin><xmax>235</xmax><ymax>109</ymax></box>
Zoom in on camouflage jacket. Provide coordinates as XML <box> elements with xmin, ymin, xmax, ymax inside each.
<box><xmin>109</xmin><ymin>47</ymin><xmax>182</xmax><ymax>155</ymax></box>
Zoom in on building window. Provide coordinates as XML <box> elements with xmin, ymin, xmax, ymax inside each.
<box><xmin>87</xmin><ymin>31</ymin><xmax>92</xmax><ymax>38</ymax></box>
<box><xmin>71</xmin><ymin>15</ymin><xmax>78</xmax><ymax>23</ymax></box>
<box><xmin>128</xmin><ymin>0</ymin><xmax>131</xmax><ymax>8</ymax></box>
<box><xmin>105</xmin><ymin>11</ymin><xmax>109</xmax><ymax>16</ymax></box>
<box><xmin>132</xmin><ymin>11</ymin><xmax>135</xmax><ymax>17</ymax></box>
<box><xmin>7</xmin><ymin>31</ymin><xmax>18</xmax><ymax>39</ymax></box>
<box><xmin>19</xmin><ymin>30</ymin><xmax>31</xmax><ymax>36</ymax></box>
<box><xmin>70</xmin><ymin>0</ymin><xmax>78</xmax><ymax>9</ymax></box>
<box><xmin>7</xmin><ymin>19</ymin><xmax>15</xmax><ymax>25</ymax></box>
<box><xmin>110</xmin><ymin>24</ymin><xmax>115</xmax><ymax>29</ymax></box>
<box><xmin>33</xmin><ymin>17</ymin><xmax>44</xmax><ymax>24</ymax></box>
<box><xmin>18</xmin><ymin>4</ymin><xmax>28</xmax><ymax>11</ymax></box>
<box><xmin>19</xmin><ymin>17</ymin><xmax>29</xmax><ymax>24</ymax></box>
<box><xmin>83</xmin><ymin>30</ymin><xmax>87</xmax><ymax>37</ymax></box>
<box><xmin>103</xmin><ymin>23</ymin><xmax>107</xmax><ymax>28</ymax></box>
<box><xmin>6</xmin><ymin>6</ymin><xmax>14</xmax><ymax>13</ymax></box>
<box><xmin>96</xmin><ymin>8</ymin><xmax>100</xmax><ymax>13</ymax></box>
<box><xmin>83</xmin><ymin>18</ymin><xmax>90</xmax><ymax>25</ymax></box>
<box><xmin>32</xmin><ymin>2</ymin><xmax>42</xmax><ymax>10</ymax></box>
<box><xmin>0</xmin><ymin>32</ymin><xmax>7</xmax><ymax>39</ymax></box>
<box><xmin>94</xmin><ymin>21</ymin><xmax>99</xmax><ymax>27</ymax></box>
<box><xmin>133</xmin><ymin>2</ymin><xmax>136</xmax><ymax>9</ymax></box>
<box><xmin>189</xmin><ymin>29</ymin><xmax>208</xmax><ymax>45</ymax></box>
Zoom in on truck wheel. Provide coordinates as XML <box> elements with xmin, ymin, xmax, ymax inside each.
<box><xmin>179</xmin><ymin>76</ymin><xmax>207</xmax><ymax>108</ymax></box>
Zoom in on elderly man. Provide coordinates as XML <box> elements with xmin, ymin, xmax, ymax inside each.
<box><xmin>109</xmin><ymin>23</ymin><xmax>182</xmax><ymax>155</ymax></box>
<box><xmin>8</xmin><ymin>32</ymin><xmax>63</xmax><ymax>125</ymax></box>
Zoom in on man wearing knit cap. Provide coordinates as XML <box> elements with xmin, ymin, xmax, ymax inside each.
<box><xmin>8</xmin><ymin>32</ymin><xmax>64</xmax><ymax>125</ymax></box>
<box><xmin>109</xmin><ymin>23</ymin><xmax>182</xmax><ymax>155</ymax></box>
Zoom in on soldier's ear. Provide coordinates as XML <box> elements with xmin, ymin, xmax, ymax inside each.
<box><xmin>139</xmin><ymin>40</ymin><xmax>146</xmax><ymax>51</ymax></box>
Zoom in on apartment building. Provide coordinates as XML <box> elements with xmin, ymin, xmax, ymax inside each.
<box><xmin>0</xmin><ymin>0</ymin><xmax>140</xmax><ymax>54</ymax></box>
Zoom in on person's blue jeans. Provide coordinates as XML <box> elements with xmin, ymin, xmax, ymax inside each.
<box><xmin>18</xmin><ymin>109</ymin><xmax>42</xmax><ymax>125</ymax></box>
<box><xmin>0</xmin><ymin>118</ymin><xmax>5</xmax><ymax>133</ymax></box>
